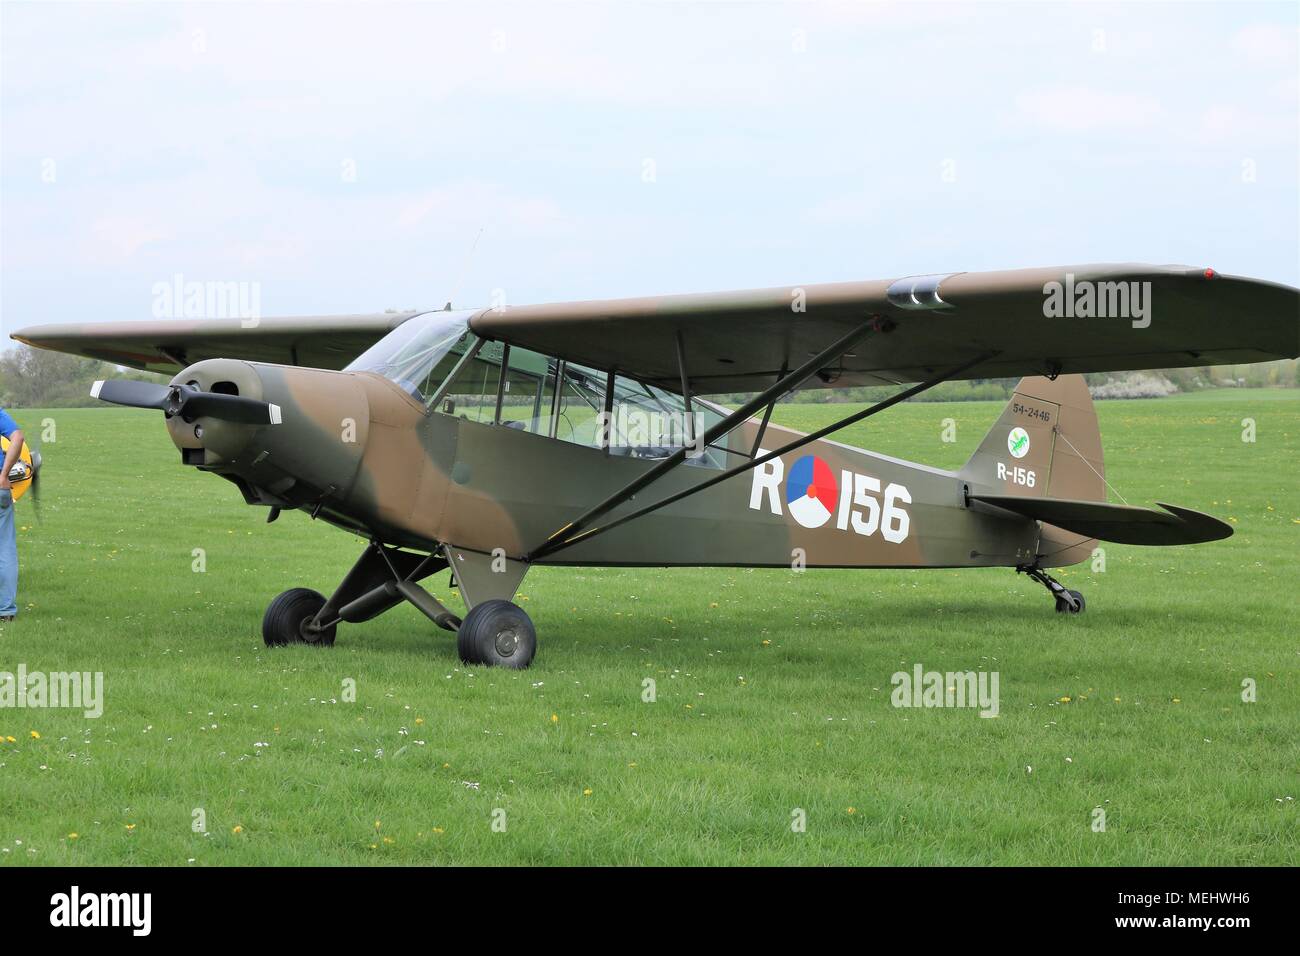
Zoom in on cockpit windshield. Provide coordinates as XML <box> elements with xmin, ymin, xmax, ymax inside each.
<box><xmin>345</xmin><ymin>310</ymin><xmax>475</xmax><ymax>403</ymax></box>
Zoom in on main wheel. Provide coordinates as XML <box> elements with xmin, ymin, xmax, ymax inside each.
<box><xmin>263</xmin><ymin>588</ymin><xmax>336</xmax><ymax>647</ymax></box>
<box><xmin>457</xmin><ymin>599</ymin><xmax>536</xmax><ymax>668</ymax></box>
<box><xmin>1054</xmin><ymin>589</ymin><xmax>1086</xmax><ymax>614</ymax></box>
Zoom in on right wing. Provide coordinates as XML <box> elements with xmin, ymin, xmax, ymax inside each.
<box><xmin>469</xmin><ymin>263</ymin><xmax>1299</xmax><ymax>394</ymax></box>
<box><xmin>10</xmin><ymin>311</ymin><xmax>420</xmax><ymax>373</ymax></box>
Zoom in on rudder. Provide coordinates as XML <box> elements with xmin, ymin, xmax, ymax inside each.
<box><xmin>959</xmin><ymin>374</ymin><xmax>1105</xmax><ymax>565</ymax></box>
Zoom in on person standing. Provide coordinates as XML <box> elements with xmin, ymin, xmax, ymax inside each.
<box><xmin>0</xmin><ymin>407</ymin><xmax>24</xmax><ymax>622</ymax></box>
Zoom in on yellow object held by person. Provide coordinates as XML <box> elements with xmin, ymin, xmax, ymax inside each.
<box><xmin>2</xmin><ymin>435</ymin><xmax>36</xmax><ymax>502</ymax></box>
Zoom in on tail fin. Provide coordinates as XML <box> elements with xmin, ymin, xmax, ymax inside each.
<box><xmin>959</xmin><ymin>374</ymin><xmax>1105</xmax><ymax>565</ymax></box>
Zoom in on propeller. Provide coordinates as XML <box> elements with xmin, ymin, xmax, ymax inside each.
<box><xmin>91</xmin><ymin>380</ymin><xmax>281</xmax><ymax>426</ymax></box>
<box><xmin>5</xmin><ymin>447</ymin><xmax>41</xmax><ymax>517</ymax></box>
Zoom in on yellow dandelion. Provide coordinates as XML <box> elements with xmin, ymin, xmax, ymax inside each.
<box><xmin>124</xmin><ymin>823</ymin><xmax>136</xmax><ymax>831</ymax></box>
<box><xmin>1172</xmin><ymin>697</ymin><xmax>1181</xmax><ymax>703</ymax></box>
<box><xmin>382</xmin><ymin>836</ymin><xmax>394</xmax><ymax>845</ymax></box>
<box><xmin>415</xmin><ymin>717</ymin><xmax>424</xmax><ymax>725</ymax></box>
<box><xmin>29</xmin><ymin>730</ymin><xmax>40</xmax><ymax>739</ymax></box>
<box><xmin>68</xmin><ymin>832</ymin><xmax>79</xmax><ymax>840</ymax></box>
<box><xmin>550</xmin><ymin>714</ymin><xmax>558</xmax><ymax>724</ymax></box>
<box><xmin>232</xmin><ymin>825</ymin><xmax>243</xmax><ymax>834</ymax></box>
<box><xmin>761</xmin><ymin>639</ymin><xmax>771</xmax><ymax>646</ymax></box>
<box><xmin>1059</xmin><ymin>696</ymin><xmax>1071</xmax><ymax>703</ymax></box>
<box><xmin>582</xmin><ymin>788</ymin><xmax>593</xmax><ymax>797</ymax></box>
<box><xmin>846</xmin><ymin>807</ymin><xmax>857</xmax><ymax>815</ymax></box>
<box><xmin>432</xmin><ymin>827</ymin><xmax>445</xmax><ymax>834</ymax></box>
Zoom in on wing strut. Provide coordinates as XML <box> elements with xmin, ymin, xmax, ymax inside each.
<box><xmin>525</xmin><ymin>318</ymin><xmax>885</xmax><ymax>561</ymax></box>
<box><xmin>526</xmin><ymin>349</ymin><xmax>995</xmax><ymax>562</ymax></box>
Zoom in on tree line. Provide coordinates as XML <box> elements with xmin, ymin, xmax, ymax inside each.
<box><xmin>0</xmin><ymin>345</ymin><xmax>163</xmax><ymax>409</ymax></box>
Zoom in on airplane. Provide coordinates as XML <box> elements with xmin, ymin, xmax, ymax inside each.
<box><xmin>12</xmin><ymin>263</ymin><xmax>1298</xmax><ymax>668</ymax></box>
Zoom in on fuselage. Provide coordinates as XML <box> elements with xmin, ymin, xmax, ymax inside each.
<box><xmin>166</xmin><ymin>358</ymin><xmax>1040</xmax><ymax>570</ymax></box>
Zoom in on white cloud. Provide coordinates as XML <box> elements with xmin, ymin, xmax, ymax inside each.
<box><xmin>1015</xmin><ymin>86</ymin><xmax>1162</xmax><ymax>132</ymax></box>
<box><xmin>1230</xmin><ymin>24</ymin><xmax>1298</xmax><ymax>66</ymax></box>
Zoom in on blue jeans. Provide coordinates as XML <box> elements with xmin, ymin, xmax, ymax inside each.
<box><xmin>0</xmin><ymin>488</ymin><xmax>16</xmax><ymax>617</ymax></box>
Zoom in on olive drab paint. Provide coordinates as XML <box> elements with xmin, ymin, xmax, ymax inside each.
<box><xmin>9</xmin><ymin>261</ymin><xmax>1294</xmax><ymax>653</ymax></box>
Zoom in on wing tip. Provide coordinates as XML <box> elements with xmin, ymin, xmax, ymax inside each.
<box><xmin>1156</xmin><ymin>502</ymin><xmax>1234</xmax><ymax>542</ymax></box>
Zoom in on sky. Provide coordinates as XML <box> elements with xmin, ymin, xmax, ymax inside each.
<box><xmin>1</xmin><ymin>0</ymin><xmax>1297</xmax><ymax>340</ymax></box>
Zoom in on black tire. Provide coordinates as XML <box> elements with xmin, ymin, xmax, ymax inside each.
<box><xmin>263</xmin><ymin>588</ymin><xmax>335</xmax><ymax>647</ymax></box>
<box><xmin>457</xmin><ymin>599</ymin><xmax>536</xmax><ymax>668</ymax></box>
<box><xmin>1054</xmin><ymin>589</ymin><xmax>1086</xmax><ymax>614</ymax></box>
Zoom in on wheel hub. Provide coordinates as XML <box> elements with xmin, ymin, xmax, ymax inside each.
<box><xmin>494</xmin><ymin>627</ymin><xmax>519</xmax><ymax>657</ymax></box>
<box><xmin>299</xmin><ymin>615</ymin><xmax>323</xmax><ymax>643</ymax></box>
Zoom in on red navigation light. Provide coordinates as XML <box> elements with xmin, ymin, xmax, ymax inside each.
<box><xmin>1204</xmin><ymin>267</ymin><xmax>1216</xmax><ymax>279</ymax></box>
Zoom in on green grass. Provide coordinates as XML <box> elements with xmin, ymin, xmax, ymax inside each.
<box><xmin>0</xmin><ymin>389</ymin><xmax>1296</xmax><ymax>865</ymax></box>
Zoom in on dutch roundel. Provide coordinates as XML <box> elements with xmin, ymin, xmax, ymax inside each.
<box><xmin>786</xmin><ymin>454</ymin><xmax>838</xmax><ymax>529</ymax></box>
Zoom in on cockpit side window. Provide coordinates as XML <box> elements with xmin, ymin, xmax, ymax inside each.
<box><xmin>436</xmin><ymin>340</ymin><xmax>504</xmax><ymax>423</ymax></box>
<box><xmin>498</xmin><ymin>348</ymin><xmax>557</xmax><ymax>434</ymax></box>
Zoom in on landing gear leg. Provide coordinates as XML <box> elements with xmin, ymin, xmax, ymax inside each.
<box><xmin>263</xmin><ymin>542</ymin><xmax>456</xmax><ymax>648</ymax></box>
<box><xmin>1016</xmin><ymin>564</ymin><xmax>1085</xmax><ymax>614</ymax></box>
<box><xmin>442</xmin><ymin>545</ymin><xmax>536</xmax><ymax>668</ymax></box>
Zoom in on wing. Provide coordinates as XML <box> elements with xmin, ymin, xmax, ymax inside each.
<box><xmin>10</xmin><ymin>311</ymin><xmax>420</xmax><ymax>373</ymax></box>
<box><xmin>12</xmin><ymin>264</ymin><xmax>1297</xmax><ymax>389</ymax></box>
<box><xmin>468</xmin><ymin>263</ymin><xmax>1299</xmax><ymax>393</ymax></box>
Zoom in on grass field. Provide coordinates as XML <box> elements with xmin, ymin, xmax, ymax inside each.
<box><xmin>0</xmin><ymin>388</ymin><xmax>1296</xmax><ymax>866</ymax></box>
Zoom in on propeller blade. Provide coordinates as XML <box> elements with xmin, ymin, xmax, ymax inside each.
<box><xmin>180</xmin><ymin>392</ymin><xmax>282</xmax><ymax>426</ymax></box>
<box><xmin>92</xmin><ymin>379</ymin><xmax>281</xmax><ymax>426</ymax></box>
<box><xmin>91</xmin><ymin>379</ymin><xmax>172</xmax><ymax>409</ymax></box>
<box><xmin>27</xmin><ymin>449</ymin><xmax>40</xmax><ymax>518</ymax></box>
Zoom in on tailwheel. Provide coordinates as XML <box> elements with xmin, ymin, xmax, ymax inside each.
<box><xmin>1017</xmin><ymin>565</ymin><xmax>1085</xmax><ymax>615</ymax></box>
<box><xmin>1054</xmin><ymin>589</ymin><xmax>1086</xmax><ymax>614</ymax></box>
<box><xmin>457</xmin><ymin>599</ymin><xmax>536</xmax><ymax>669</ymax></box>
<box><xmin>263</xmin><ymin>587</ymin><xmax>336</xmax><ymax>647</ymax></box>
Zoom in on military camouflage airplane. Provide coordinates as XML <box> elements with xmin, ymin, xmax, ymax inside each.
<box><xmin>13</xmin><ymin>263</ymin><xmax>1298</xmax><ymax>668</ymax></box>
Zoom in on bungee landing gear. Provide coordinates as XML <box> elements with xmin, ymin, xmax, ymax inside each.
<box><xmin>261</xmin><ymin>541</ymin><xmax>537</xmax><ymax>667</ymax></box>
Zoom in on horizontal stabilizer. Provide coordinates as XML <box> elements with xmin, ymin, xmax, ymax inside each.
<box><xmin>970</xmin><ymin>495</ymin><xmax>1233</xmax><ymax>546</ymax></box>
